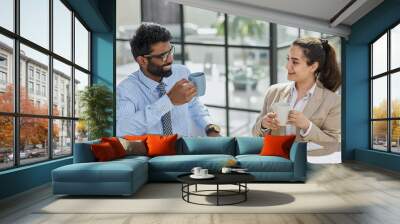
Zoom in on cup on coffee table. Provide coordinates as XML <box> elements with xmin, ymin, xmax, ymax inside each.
<box><xmin>199</xmin><ymin>169</ymin><xmax>209</xmax><ymax>176</ymax></box>
<box><xmin>271</xmin><ymin>102</ymin><xmax>290</xmax><ymax>126</ymax></box>
<box><xmin>191</xmin><ymin>167</ymin><xmax>202</xmax><ymax>176</ymax></box>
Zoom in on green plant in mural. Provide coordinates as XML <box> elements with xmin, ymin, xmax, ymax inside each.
<box><xmin>79</xmin><ymin>84</ymin><xmax>113</xmax><ymax>140</ymax></box>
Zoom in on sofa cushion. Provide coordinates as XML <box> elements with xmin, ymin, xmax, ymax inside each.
<box><xmin>236</xmin><ymin>137</ymin><xmax>263</xmax><ymax>155</ymax></box>
<box><xmin>147</xmin><ymin>134</ymin><xmax>178</xmax><ymax>157</ymax></box>
<box><xmin>236</xmin><ymin>155</ymin><xmax>293</xmax><ymax>172</ymax></box>
<box><xmin>73</xmin><ymin>140</ymin><xmax>100</xmax><ymax>163</ymax></box>
<box><xmin>118</xmin><ymin>138</ymin><xmax>147</xmax><ymax>156</ymax></box>
<box><xmin>91</xmin><ymin>142</ymin><xmax>118</xmax><ymax>161</ymax></box>
<box><xmin>101</xmin><ymin>137</ymin><xmax>127</xmax><ymax>158</ymax></box>
<box><xmin>52</xmin><ymin>158</ymin><xmax>147</xmax><ymax>183</ymax></box>
<box><xmin>260</xmin><ymin>135</ymin><xmax>296</xmax><ymax>159</ymax></box>
<box><xmin>148</xmin><ymin>154</ymin><xmax>235</xmax><ymax>172</ymax></box>
<box><xmin>178</xmin><ymin>137</ymin><xmax>236</xmax><ymax>155</ymax></box>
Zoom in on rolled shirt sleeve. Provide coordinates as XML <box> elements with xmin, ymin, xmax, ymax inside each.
<box><xmin>188</xmin><ymin>97</ymin><xmax>213</xmax><ymax>133</ymax></box>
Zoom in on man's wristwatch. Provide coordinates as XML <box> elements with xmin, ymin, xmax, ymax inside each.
<box><xmin>260</xmin><ymin>123</ymin><xmax>271</xmax><ymax>133</ymax></box>
<box><xmin>205</xmin><ymin>124</ymin><xmax>221</xmax><ymax>135</ymax></box>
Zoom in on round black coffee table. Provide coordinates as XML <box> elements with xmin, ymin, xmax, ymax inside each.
<box><xmin>177</xmin><ymin>173</ymin><xmax>255</xmax><ymax>206</ymax></box>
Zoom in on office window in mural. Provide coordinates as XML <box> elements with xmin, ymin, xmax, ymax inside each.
<box><xmin>371</xmin><ymin>23</ymin><xmax>400</xmax><ymax>154</ymax></box>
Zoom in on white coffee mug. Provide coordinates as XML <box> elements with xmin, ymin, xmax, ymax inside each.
<box><xmin>221</xmin><ymin>167</ymin><xmax>231</xmax><ymax>174</ymax></box>
<box><xmin>200</xmin><ymin>169</ymin><xmax>208</xmax><ymax>176</ymax></box>
<box><xmin>191</xmin><ymin>167</ymin><xmax>202</xmax><ymax>176</ymax></box>
<box><xmin>271</xmin><ymin>102</ymin><xmax>290</xmax><ymax>126</ymax></box>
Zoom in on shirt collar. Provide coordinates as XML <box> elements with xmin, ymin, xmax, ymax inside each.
<box><xmin>137</xmin><ymin>69</ymin><xmax>168</xmax><ymax>92</ymax></box>
<box><xmin>290</xmin><ymin>81</ymin><xmax>317</xmax><ymax>100</ymax></box>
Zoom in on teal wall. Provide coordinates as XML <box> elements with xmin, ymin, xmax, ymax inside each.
<box><xmin>0</xmin><ymin>0</ymin><xmax>116</xmax><ymax>200</ymax></box>
<box><xmin>344</xmin><ymin>0</ymin><xmax>400</xmax><ymax>171</ymax></box>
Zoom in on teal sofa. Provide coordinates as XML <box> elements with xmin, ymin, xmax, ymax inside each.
<box><xmin>52</xmin><ymin>137</ymin><xmax>307</xmax><ymax>196</ymax></box>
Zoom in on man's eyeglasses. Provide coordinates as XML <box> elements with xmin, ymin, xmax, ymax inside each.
<box><xmin>143</xmin><ymin>45</ymin><xmax>175</xmax><ymax>63</ymax></box>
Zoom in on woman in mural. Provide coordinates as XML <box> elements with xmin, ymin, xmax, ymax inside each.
<box><xmin>252</xmin><ymin>37</ymin><xmax>341</xmax><ymax>157</ymax></box>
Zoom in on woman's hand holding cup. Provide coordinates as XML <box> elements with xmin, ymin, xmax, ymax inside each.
<box><xmin>261</xmin><ymin>112</ymin><xmax>280</xmax><ymax>130</ymax></box>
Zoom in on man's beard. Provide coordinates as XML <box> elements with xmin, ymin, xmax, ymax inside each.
<box><xmin>147</xmin><ymin>61</ymin><xmax>173</xmax><ymax>78</ymax></box>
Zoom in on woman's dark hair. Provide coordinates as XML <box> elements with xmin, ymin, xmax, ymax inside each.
<box><xmin>292</xmin><ymin>37</ymin><xmax>341</xmax><ymax>92</ymax></box>
<box><xmin>130</xmin><ymin>22</ymin><xmax>172</xmax><ymax>59</ymax></box>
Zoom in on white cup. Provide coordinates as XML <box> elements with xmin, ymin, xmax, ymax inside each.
<box><xmin>271</xmin><ymin>102</ymin><xmax>290</xmax><ymax>126</ymax></box>
<box><xmin>200</xmin><ymin>169</ymin><xmax>208</xmax><ymax>176</ymax></box>
<box><xmin>191</xmin><ymin>167</ymin><xmax>202</xmax><ymax>176</ymax></box>
<box><xmin>221</xmin><ymin>167</ymin><xmax>232</xmax><ymax>174</ymax></box>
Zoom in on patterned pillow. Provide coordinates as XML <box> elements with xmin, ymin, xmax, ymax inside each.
<box><xmin>119</xmin><ymin>138</ymin><xmax>147</xmax><ymax>156</ymax></box>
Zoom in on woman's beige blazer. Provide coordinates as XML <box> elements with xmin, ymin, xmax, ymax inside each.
<box><xmin>252</xmin><ymin>81</ymin><xmax>341</xmax><ymax>154</ymax></box>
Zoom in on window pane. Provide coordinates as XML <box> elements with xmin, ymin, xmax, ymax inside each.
<box><xmin>20</xmin><ymin>0</ymin><xmax>49</xmax><ymax>49</ymax></box>
<box><xmin>53</xmin><ymin>0</ymin><xmax>72</xmax><ymax>60</ymax></box>
<box><xmin>228</xmin><ymin>16</ymin><xmax>269</xmax><ymax>46</ymax></box>
<box><xmin>75</xmin><ymin>18</ymin><xmax>89</xmax><ymax>70</ymax></box>
<box><xmin>185</xmin><ymin>45</ymin><xmax>225</xmax><ymax>106</ymax></box>
<box><xmin>74</xmin><ymin>69</ymin><xmax>89</xmax><ymax>118</ymax></box>
<box><xmin>20</xmin><ymin>117</ymin><xmax>49</xmax><ymax>165</ymax></box>
<box><xmin>391</xmin><ymin>120</ymin><xmax>400</xmax><ymax>153</ymax></box>
<box><xmin>391</xmin><ymin>24</ymin><xmax>400</xmax><ymax>70</ymax></box>
<box><xmin>372</xmin><ymin>33</ymin><xmax>387</xmax><ymax>76</ymax></box>
<box><xmin>372</xmin><ymin>121</ymin><xmax>387</xmax><ymax>151</ymax></box>
<box><xmin>300</xmin><ymin>29</ymin><xmax>321</xmax><ymax>38</ymax></box>
<box><xmin>20</xmin><ymin>44</ymin><xmax>49</xmax><ymax>115</ymax></box>
<box><xmin>277</xmin><ymin>47</ymin><xmax>289</xmax><ymax>83</ymax></box>
<box><xmin>53</xmin><ymin>59</ymin><xmax>72</xmax><ymax>117</ymax></box>
<box><xmin>208</xmin><ymin>107</ymin><xmax>226</xmax><ymax>136</ymax></box>
<box><xmin>0</xmin><ymin>0</ymin><xmax>13</xmax><ymax>31</ymax></box>
<box><xmin>0</xmin><ymin>35</ymin><xmax>14</xmax><ymax>113</ymax></box>
<box><xmin>228</xmin><ymin>48</ymin><xmax>270</xmax><ymax>110</ymax></box>
<box><xmin>75</xmin><ymin>120</ymin><xmax>88</xmax><ymax>143</ymax></box>
<box><xmin>229</xmin><ymin>110</ymin><xmax>258</xmax><ymax>136</ymax></box>
<box><xmin>0</xmin><ymin>116</ymin><xmax>13</xmax><ymax>170</ymax></box>
<box><xmin>372</xmin><ymin>77</ymin><xmax>387</xmax><ymax>119</ymax></box>
<box><xmin>184</xmin><ymin>6</ymin><xmax>224</xmax><ymax>44</ymax></box>
<box><xmin>172</xmin><ymin>44</ymin><xmax>183</xmax><ymax>64</ymax></box>
<box><xmin>116</xmin><ymin>0</ymin><xmax>141</xmax><ymax>39</ymax></box>
<box><xmin>116</xmin><ymin>41</ymin><xmax>138</xmax><ymax>85</ymax></box>
<box><xmin>142</xmin><ymin>0</ymin><xmax>181</xmax><ymax>42</ymax></box>
<box><xmin>277</xmin><ymin>25</ymin><xmax>298</xmax><ymax>47</ymax></box>
<box><xmin>391</xmin><ymin>72</ymin><xmax>400</xmax><ymax>118</ymax></box>
<box><xmin>53</xmin><ymin>119</ymin><xmax>72</xmax><ymax>158</ymax></box>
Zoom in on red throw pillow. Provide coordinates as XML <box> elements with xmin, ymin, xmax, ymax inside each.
<box><xmin>259</xmin><ymin>135</ymin><xmax>296</xmax><ymax>159</ymax></box>
<box><xmin>124</xmin><ymin>135</ymin><xmax>148</xmax><ymax>141</ymax></box>
<box><xmin>101</xmin><ymin>137</ymin><xmax>127</xmax><ymax>158</ymax></box>
<box><xmin>91</xmin><ymin>142</ymin><xmax>118</xmax><ymax>161</ymax></box>
<box><xmin>146</xmin><ymin>134</ymin><xmax>178</xmax><ymax>157</ymax></box>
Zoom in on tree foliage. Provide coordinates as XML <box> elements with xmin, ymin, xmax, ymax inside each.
<box><xmin>0</xmin><ymin>84</ymin><xmax>59</xmax><ymax>150</ymax></box>
<box><xmin>372</xmin><ymin>99</ymin><xmax>400</xmax><ymax>140</ymax></box>
<box><xmin>79</xmin><ymin>84</ymin><xmax>113</xmax><ymax>140</ymax></box>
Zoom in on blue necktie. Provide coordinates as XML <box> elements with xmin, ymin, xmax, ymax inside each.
<box><xmin>157</xmin><ymin>82</ymin><xmax>173</xmax><ymax>135</ymax></box>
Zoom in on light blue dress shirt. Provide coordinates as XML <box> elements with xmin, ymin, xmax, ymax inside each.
<box><xmin>116</xmin><ymin>64</ymin><xmax>212</xmax><ymax>137</ymax></box>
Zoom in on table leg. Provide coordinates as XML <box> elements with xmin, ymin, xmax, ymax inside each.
<box><xmin>195</xmin><ymin>184</ymin><xmax>197</xmax><ymax>192</ymax></box>
<box><xmin>245</xmin><ymin>183</ymin><xmax>247</xmax><ymax>201</ymax></box>
<box><xmin>217</xmin><ymin>184</ymin><xmax>219</xmax><ymax>206</ymax></box>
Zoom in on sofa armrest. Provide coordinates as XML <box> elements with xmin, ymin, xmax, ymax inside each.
<box><xmin>73</xmin><ymin>140</ymin><xmax>100</xmax><ymax>163</ymax></box>
<box><xmin>289</xmin><ymin>141</ymin><xmax>307</xmax><ymax>181</ymax></box>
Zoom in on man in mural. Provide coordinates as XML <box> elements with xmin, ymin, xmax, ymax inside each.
<box><xmin>116</xmin><ymin>23</ymin><xmax>221</xmax><ymax>137</ymax></box>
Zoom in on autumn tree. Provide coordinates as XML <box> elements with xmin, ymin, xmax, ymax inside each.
<box><xmin>0</xmin><ymin>84</ymin><xmax>60</xmax><ymax>152</ymax></box>
<box><xmin>372</xmin><ymin>99</ymin><xmax>400</xmax><ymax>143</ymax></box>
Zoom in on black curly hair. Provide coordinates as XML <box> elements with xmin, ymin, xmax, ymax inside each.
<box><xmin>130</xmin><ymin>22</ymin><xmax>172</xmax><ymax>59</ymax></box>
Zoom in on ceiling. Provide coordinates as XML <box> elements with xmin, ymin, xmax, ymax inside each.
<box><xmin>168</xmin><ymin>0</ymin><xmax>384</xmax><ymax>37</ymax></box>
